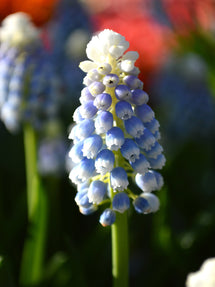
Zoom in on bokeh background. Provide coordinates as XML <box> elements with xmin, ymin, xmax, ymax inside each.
<box><xmin>0</xmin><ymin>0</ymin><xmax>215</xmax><ymax>286</ymax></box>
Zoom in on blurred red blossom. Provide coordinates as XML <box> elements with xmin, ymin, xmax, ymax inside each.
<box><xmin>82</xmin><ymin>0</ymin><xmax>174</xmax><ymax>86</ymax></box>
<box><xmin>0</xmin><ymin>0</ymin><xmax>59</xmax><ymax>26</ymax></box>
<box><xmin>162</xmin><ymin>0</ymin><xmax>215</xmax><ymax>33</ymax></box>
<box><xmin>91</xmin><ymin>13</ymin><xmax>173</xmax><ymax>86</ymax></box>
<box><xmin>81</xmin><ymin>0</ymin><xmax>153</xmax><ymax>15</ymax></box>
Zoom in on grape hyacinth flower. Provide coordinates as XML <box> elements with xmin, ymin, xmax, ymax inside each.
<box><xmin>0</xmin><ymin>13</ymin><xmax>61</xmax><ymax>286</ymax></box>
<box><xmin>0</xmin><ymin>12</ymin><xmax>60</xmax><ymax>133</ymax></box>
<box><xmin>68</xmin><ymin>29</ymin><xmax>165</xmax><ymax>226</ymax></box>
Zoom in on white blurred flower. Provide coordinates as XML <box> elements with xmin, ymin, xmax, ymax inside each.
<box><xmin>0</xmin><ymin>12</ymin><xmax>40</xmax><ymax>48</ymax></box>
<box><xmin>186</xmin><ymin>258</ymin><xmax>215</xmax><ymax>287</ymax></box>
<box><xmin>65</xmin><ymin>29</ymin><xmax>90</xmax><ymax>59</ymax></box>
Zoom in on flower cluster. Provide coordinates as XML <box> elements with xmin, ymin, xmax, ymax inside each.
<box><xmin>152</xmin><ymin>53</ymin><xmax>215</xmax><ymax>148</ymax></box>
<box><xmin>68</xmin><ymin>29</ymin><xmax>165</xmax><ymax>226</ymax></box>
<box><xmin>0</xmin><ymin>12</ymin><xmax>59</xmax><ymax>133</ymax></box>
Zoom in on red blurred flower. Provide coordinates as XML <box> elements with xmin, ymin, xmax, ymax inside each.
<box><xmin>82</xmin><ymin>0</ymin><xmax>152</xmax><ymax>15</ymax></box>
<box><xmin>163</xmin><ymin>0</ymin><xmax>215</xmax><ymax>33</ymax></box>
<box><xmin>91</xmin><ymin>12</ymin><xmax>173</xmax><ymax>86</ymax></box>
<box><xmin>0</xmin><ymin>0</ymin><xmax>59</xmax><ymax>26</ymax></box>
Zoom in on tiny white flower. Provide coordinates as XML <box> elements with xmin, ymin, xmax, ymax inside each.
<box><xmin>79</xmin><ymin>61</ymin><xmax>97</xmax><ymax>73</ymax></box>
<box><xmin>119</xmin><ymin>51</ymin><xmax>139</xmax><ymax>72</ymax></box>
<box><xmin>123</xmin><ymin>51</ymin><xmax>139</xmax><ymax>61</ymax></box>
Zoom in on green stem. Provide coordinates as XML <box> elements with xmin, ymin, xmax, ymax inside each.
<box><xmin>107</xmin><ymin>58</ymin><xmax>129</xmax><ymax>286</ymax></box>
<box><xmin>23</xmin><ymin>123</ymin><xmax>38</xmax><ymax>218</ymax></box>
<box><xmin>111</xmin><ymin>211</ymin><xmax>129</xmax><ymax>287</ymax></box>
<box><xmin>20</xmin><ymin>123</ymin><xmax>48</xmax><ymax>286</ymax></box>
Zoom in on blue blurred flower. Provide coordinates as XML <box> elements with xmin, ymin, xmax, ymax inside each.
<box><xmin>151</xmin><ymin>53</ymin><xmax>215</xmax><ymax>156</ymax></box>
<box><xmin>46</xmin><ymin>0</ymin><xmax>93</xmax><ymax>115</ymax></box>
<box><xmin>0</xmin><ymin>12</ymin><xmax>60</xmax><ymax>133</ymax></box>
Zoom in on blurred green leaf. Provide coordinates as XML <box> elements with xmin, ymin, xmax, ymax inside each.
<box><xmin>0</xmin><ymin>256</ymin><xmax>16</xmax><ymax>287</ymax></box>
<box><xmin>0</xmin><ymin>256</ymin><xmax>3</xmax><ymax>268</ymax></box>
<box><xmin>20</xmin><ymin>175</ymin><xmax>48</xmax><ymax>286</ymax></box>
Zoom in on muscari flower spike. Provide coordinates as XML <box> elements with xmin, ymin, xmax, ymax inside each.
<box><xmin>68</xmin><ymin>29</ymin><xmax>166</xmax><ymax>226</ymax></box>
<box><xmin>0</xmin><ymin>12</ymin><xmax>60</xmax><ymax>133</ymax></box>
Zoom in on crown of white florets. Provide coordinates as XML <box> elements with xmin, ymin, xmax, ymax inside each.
<box><xmin>80</xmin><ymin>29</ymin><xmax>139</xmax><ymax>74</ymax></box>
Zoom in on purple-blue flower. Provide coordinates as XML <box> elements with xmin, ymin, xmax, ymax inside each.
<box><xmin>123</xmin><ymin>75</ymin><xmax>143</xmax><ymax>90</ymax></box>
<box><xmin>135</xmin><ymin>128</ymin><xmax>156</xmax><ymax>151</ymax></box>
<box><xmin>115</xmin><ymin>85</ymin><xmax>132</xmax><ymax>101</ymax></box>
<box><xmin>93</xmin><ymin>93</ymin><xmax>112</xmax><ymax>110</ymax></box>
<box><xmin>82</xmin><ymin>134</ymin><xmax>103</xmax><ymax>159</ymax></box>
<box><xmin>68</xmin><ymin>29</ymin><xmax>165</xmax><ymax>226</ymax></box>
<box><xmin>106</xmin><ymin>127</ymin><xmax>125</xmax><ymax>151</ymax></box>
<box><xmin>95</xmin><ymin>110</ymin><xmax>113</xmax><ymax>134</ymax></box>
<box><xmin>103</xmin><ymin>74</ymin><xmax>119</xmax><ymax>88</ymax></box>
<box><xmin>95</xmin><ymin>149</ymin><xmax>115</xmax><ymax>175</ymax></box>
<box><xmin>112</xmin><ymin>192</ymin><xmax>130</xmax><ymax>213</ymax></box>
<box><xmin>115</xmin><ymin>101</ymin><xmax>133</xmax><ymax>120</ymax></box>
<box><xmin>79</xmin><ymin>101</ymin><xmax>98</xmax><ymax>119</ymax></box>
<box><xmin>88</xmin><ymin>180</ymin><xmax>107</xmax><ymax>204</ymax></box>
<box><xmin>99</xmin><ymin>208</ymin><xmax>116</xmax><ymax>226</ymax></box>
<box><xmin>80</xmin><ymin>87</ymin><xmax>94</xmax><ymax>104</ymax></box>
<box><xmin>133</xmin><ymin>196</ymin><xmax>150</xmax><ymax>214</ymax></box>
<box><xmin>88</xmin><ymin>81</ymin><xmax>105</xmax><ymax>96</ymax></box>
<box><xmin>131</xmin><ymin>89</ymin><xmax>149</xmax><ymax>106</ymax></box>
<box><xmin>70</xmin><ymin>119</ymin><xmax>95</xmax><ymax>141</ymax></box>
<box><xmin>120</xmin><ymin>138</ymin><xmax>140</xmax><ymax>162</ymax></box>
<box><xmin>124</xmin><ymin>116</ymin><xmax>144</xmax><ymax>138</ymax></box>
<box><xmin>135</xmin><ymin>104</ymin><xmax>155</xmax><ymax>123</ymax></box>
<box><xmin>0</xmin><ymin>13</ymin><xmax>61</xmax><ymax>133</ymax></box>
<box><xmin>130</xmin><ymin>154</ymin><xmax>150</xmax><ymax>174</ymax></box>
<box><xmin>110</xmin><ymin>167</ymin><xmax>129</xmax><ymax>192</ymax></box>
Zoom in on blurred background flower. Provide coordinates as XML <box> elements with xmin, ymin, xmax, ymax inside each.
<box><xmin>0</xmin><ymin>0</ymin><xmax>59</xmax><ymax>26</ymax></box>
<box><xmin>162</xmin><ymin>0</ymin><xmax>215</xmax><ymax>33</ymax></box>
<box><xmin>186</xmin><ymin>258</ymin><xmax>215</xmax><ymax>287</ymax></box>
<box><xmin>81</xmin><ymin>0</ymin><xmax>174</xmax><ymax>87</ymax></box>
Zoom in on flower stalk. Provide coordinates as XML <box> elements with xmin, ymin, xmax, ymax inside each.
<box><xmin>111</xmin><ymin>206</ymin><xmax>129</xmax><ymax>287</ymax></box>
<box><xmin>109</xmin><ymin>77</ymin><xmax>129</xmax><ymax>287</ymax></box>
<box><xmin>20</xmin><ymin>123</ymin><xmax>48</xmax><ymax>286</ymax></box>
<box><xmin>23</xmin><ymin>123</ymin><xmax>38</xmax><ymax>217</ymax></box>
<box><xmin>0</xmin><ymin>12</ymin><xmax>59</xmax><ymax>286</ymax></box>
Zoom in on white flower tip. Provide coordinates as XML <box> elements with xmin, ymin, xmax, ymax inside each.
<box><xmin>123</xmin><ymin>51</ymin><xmax>139</xmax><ymax>61</ymax></box>
<box><xmin>120</xmin><ymin>60</ymin><xmax>135</xmax><ymax>73</ymax></box>
<box><xmin>109</xmin><ymin>45</ymin><xmax>127</xmax><ymax>59</ymax></box>
<box><xmin>0</xmin><ymin>12</ymin><xmax>40</xmax><ymax>48</ymax></box>
<box><xmin>85</xmin><ymin>29</ymin><xmax>130</xmax><ymax>62</ymax></box>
